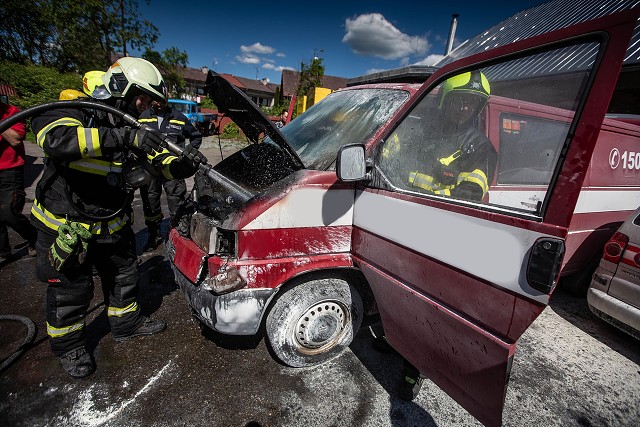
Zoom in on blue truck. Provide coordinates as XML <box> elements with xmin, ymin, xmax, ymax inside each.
<box><xmin>167</xmin><ymin>99</ymin><xmax>217</xmax><ymax>136</ymax></box>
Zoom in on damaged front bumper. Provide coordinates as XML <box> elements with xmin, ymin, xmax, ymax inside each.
<box><xmin>168</xmin><ymin>229</ymin><xmax>277</xmax><ymax>335</ymax></box>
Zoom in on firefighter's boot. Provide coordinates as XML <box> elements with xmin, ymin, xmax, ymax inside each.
<box><xmin>58</xmin><ymin>347</ymin><xmax>95</xmax><ymax>378</ymax></box>
<box><xmin>113</xmin><ymin>316</ymin><xmax>166</xmax><ymax>342</ymax></box>
<box><xmin>397</xmin><ymin>362</ymin><xmax>424</xmax><ymax>401</ymax></box>
<box><xmin>143</xmin><ymin>223</ymin><xmax>162</xmax><ymax>252</ymax></box>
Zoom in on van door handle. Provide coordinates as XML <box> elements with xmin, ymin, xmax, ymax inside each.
<box><xmin>527</xmin><ymin>238</ymin><xmax>565</xmax><ymax>294</ymax></box>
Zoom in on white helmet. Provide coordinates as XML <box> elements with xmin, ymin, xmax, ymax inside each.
<box><xmin>102</xmin><ymin>57</ymin><xmax>167</xmax><ymax>102</ymax></box>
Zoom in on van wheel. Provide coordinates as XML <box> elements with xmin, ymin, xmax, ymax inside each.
<box><xmin>265</xmin><ymin>278</ymin><xmax>363</xmax><ymax>368</ymax></box>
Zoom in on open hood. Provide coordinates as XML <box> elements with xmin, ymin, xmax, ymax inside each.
<box><xmin>204</xmin><ymin>71</ymin><xmax>303</xmax><ymax>168</ymax></box>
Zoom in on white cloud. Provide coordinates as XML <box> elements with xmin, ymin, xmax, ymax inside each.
<box><xmin>240</xmin><ymin>42</ymin><xmax>275</xmax><ymax>55</ymax></box>
<box><xmin>263</xmin><ymin>63</ymin><xmax>294</xmax><ymax>72</ymax></box>
<box><xmin>235</xmin><ymin>54</ymin><xmax>260</xmax><ymax>65</ymax></box>
<box><xmin>366</xmin><ymin>68</ymin><xmax>388</xmax><ymax>74</ymax></box>
<box><xmin>276</xmin><ymin>52</ymin><xmax>286</xmax><ymax>57</ymax></box>
<box><xmin>342</xmin><ymin>13</ymin><xmax>429</xmax><ymax>60</ymax></box>
<box><xmin>414</xmin><ymin>54</ymin><xmax>445</xmax><ymax>66</ymax></box>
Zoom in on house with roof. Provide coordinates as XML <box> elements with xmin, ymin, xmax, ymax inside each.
<box><xmin>279</xmin><ymin>69</ymin><xmax>348</xmax><ymax>107</ymax></box>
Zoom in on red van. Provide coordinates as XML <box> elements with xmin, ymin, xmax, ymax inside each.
<box><xmin>168</xmin><ymin>10</ymin><xmax>640</xmax><ymax>427</ymax></box>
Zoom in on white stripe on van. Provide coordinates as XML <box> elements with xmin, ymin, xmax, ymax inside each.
<box><xmin>488</xmin><ymin>189</ymin><xmax>640</xmax><ymax>214</ymax></box>
<box><xmin>354</xmin><ymin>190</ymin><xmax>553</xmax><ymax>303</ymax></box>
<box><xmin>243</xmin><ymin>187</ymin><xmax>354</xmax><ymax>230</ymax></box>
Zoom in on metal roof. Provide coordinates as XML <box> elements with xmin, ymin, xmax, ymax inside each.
<box><xmin>436</xmin><ymin>0</ymin><xmax>640</xmax><ymax>70</ymax></box>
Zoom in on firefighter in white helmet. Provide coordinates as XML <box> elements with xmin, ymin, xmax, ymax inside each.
<box><xmin>30</xmin><ymin>57</ymin><xmax>207</xmax><ymax>378</ymax></box>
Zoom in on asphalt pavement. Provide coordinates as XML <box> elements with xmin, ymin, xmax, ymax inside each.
<box><xmin>1</xmin><ymin>138</ymin><xmax>639</xmax><ymax>427</ymax></box>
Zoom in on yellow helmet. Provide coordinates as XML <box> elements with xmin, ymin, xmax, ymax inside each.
<box><xmin>438</xmin><ymin>70</ymin><xmax>490</xmax><ymax>109</ymax></box>
<box><xmin>59</xmin><ymin>89</ymin><xmax>88</xmax><ymax>101</ymax></box>
<box><xmin>102</xmin><ymin>57</ymin><xmax>167</xmax><ymax>102</ymax></box>
<box><xmin>83</xmin><ymin>70</ymin><xmax>106</xmax><ymax>96</ymax></box>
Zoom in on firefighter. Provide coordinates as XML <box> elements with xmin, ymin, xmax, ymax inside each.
<box><xmin>82</xmin><ymin>70</ymin><xmax>106</xmax><ymax>97</ymax></box>
<box><xmin>405</xmin><ymin>70</ymin><xmax>496</xmax><ymax>202</ymax></box>
<box><xmin>138</xmin><ymin>99</ymin><xmax>202</xmax><ymax>252</ymax></box>
<box><xmin>30</xmin><ymin>57</ymin><xmax>207</xmax><ymax>378</ymax></box>
<box><xmin>375</xmin><ymin>70</ymin><xmax>497</xmax><ymax>400</ymax></box>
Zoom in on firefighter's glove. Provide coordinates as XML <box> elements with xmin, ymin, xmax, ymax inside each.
<box><xmin>432</xmin><ymin>162</ymin><xmax>458</xmax><ymax>186</ymax></box>
<box><xmin>112</xmin><ymin>126</ymin><xmax>163</xmax><ymax>155</ymax></box>
<box><xmin>181</xmin><ymin>143</ymin><xmax>208</xmax><ymax>168</ymax></box>
<box><xmin>69</xmin><ymin>222</ymin><xmax>92</xmax><ymax>264</ymax></box>
<box><xmin>48</xmin><ymin>224</ymin><xmax>79</xmax><ymax>272</ymax></box>
<box><xmin>48</xmin><ymin>223</ymin><xmax>92</xmax><ymax>271</ymax></box>
<box><xmin>131</xmin><ymin>126</ymin><xmax>164</xmax><ymax>155</ymax></box>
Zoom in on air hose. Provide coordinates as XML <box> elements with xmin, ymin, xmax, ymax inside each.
<box><xmin>0</xmin><ymin>315</ymin><xmax>37</xmax><ymax>374</ymax></box>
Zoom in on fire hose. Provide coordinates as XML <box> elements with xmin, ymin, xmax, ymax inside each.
<box><xmin>0</xmin><ymin>100</ymin><xmax>253</xmax><ymax>205</ymax></box>
<box><xmin>0</xmin><ymin>315</ymin><xmax>36</xmax><ymax>374</ymax></box>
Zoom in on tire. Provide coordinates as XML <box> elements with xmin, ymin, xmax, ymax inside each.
<box><xmin>265</xmin><ymin>278</ymin><xmax>363</xmax><ymax>368</ymax></box>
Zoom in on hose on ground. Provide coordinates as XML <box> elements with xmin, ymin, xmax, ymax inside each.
<box><xmin>0</xmin><ymin>315</ymin><xmax>37</xmax><ymax>374</ymax></box>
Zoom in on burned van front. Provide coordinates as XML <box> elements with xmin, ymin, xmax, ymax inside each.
<box><xmin>168</xmin><ymin>71</ymin><xmax>415</xmax><ymax>345</ymax></box>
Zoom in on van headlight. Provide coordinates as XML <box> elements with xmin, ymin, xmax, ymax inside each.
<box><xmin>190</xmin><ymin>212</ymin><xmax>219</xmax><ymax>254</ymax></box>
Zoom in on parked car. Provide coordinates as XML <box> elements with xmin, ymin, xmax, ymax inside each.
<box><xmin>167</xmin><ymin>10</ymin><xmax>639</xmax><ymax>427</ymax></box>
<box><xmin>588</xmin><ymin>206</ymin><xmax>640</xmax><ymax>339</ymax></box>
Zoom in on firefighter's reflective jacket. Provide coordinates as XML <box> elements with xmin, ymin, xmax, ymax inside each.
<box><xmin>30</xmin><ymin>106</ymin><xmax>196</xmax><ymax>234</ymax></box>
<box><xmin>385</xmin><ymin>126</ymin><xmax>497</xmax><ymax>202</ymax></box>
<box><xmin>138</xmin><ymin>107</ymin><xmax>202</xmax><ymax>149</ymax></box>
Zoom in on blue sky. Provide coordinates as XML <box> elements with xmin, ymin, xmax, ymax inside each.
<box><xmin>136</xmin><ymin>0</ymin><xmax>545</xmax><ymax>83</ymax></box>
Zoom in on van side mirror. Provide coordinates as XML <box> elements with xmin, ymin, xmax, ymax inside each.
<box><xmin>336</xmin><ymin>144</ymin><xmax>368</xmax><ymax>182</ymax></box>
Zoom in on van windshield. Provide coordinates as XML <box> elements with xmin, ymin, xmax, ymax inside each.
<box><xmin>277</xmin><ymin>88</ymin><xmax>410</xmax><ymax>170</ymax></box>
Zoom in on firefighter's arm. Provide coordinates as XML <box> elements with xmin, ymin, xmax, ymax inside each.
<box><xmin>451</xmin><ymin>169</ymin><xmax>489</xmax><ymax>201</ymax></box>
<box><xmin>1</xmin><ymin>127</ymin><xmax>25</xmax><ymax>146</ymax></box>
<box><xmin>147</xmin><ymin>145</ymin><xmax>206</xmax><ymax>180</ymax></box>
<box><xmin>32</xmin><ymin>110</ymin><xmax>120</xmax><ymax>161</ymax></box>
<box><xmin>1</xmin><ymin>106</ymin><xmax>26</xmax><ymax>146</ymax></box>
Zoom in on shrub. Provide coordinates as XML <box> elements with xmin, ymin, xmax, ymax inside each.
<box><xmin>0</xmin><ymin>61</ymin><xmax>82</xmax><ymax>110</ymax></box>
<box><xmin>221</xmin><ymin>122</ymin><xmax>240</xmax><ymax>139</ymax></box>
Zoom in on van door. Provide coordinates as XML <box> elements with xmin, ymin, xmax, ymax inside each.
<box><xmin>351</xmin><ymin>10</ymin><xmax>639</xmax><ymax>427</ymax></box>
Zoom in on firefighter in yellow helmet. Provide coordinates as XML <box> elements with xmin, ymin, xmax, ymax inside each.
<box><xmin>405</xmin><ymin>69</ymin><xmax>497</xmax><ymax>202</ymax></box>
<box><xmin>30</xmin><ymin>57</ymin><xmax>207</xmax><ymax>378</ymax></box>
<box><xmin>375</xmin><ymin>70</ymin><xmax>497</xmax><ymax>401</ymax></box>
<box><xmin>59</xmin><ymin>89</ymin><xmax>88</xmax><ymax>101</ymax></box>
<box><xmin>82</xmin><ymin>70</ymin><xmax>106</xmax><ymax>97</ymax></box>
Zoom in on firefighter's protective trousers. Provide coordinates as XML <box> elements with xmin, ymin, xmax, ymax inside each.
<box><xmin>36</xmin><ymin>226</ymin><xmax>141</xmax><ymax>356</ymax></box>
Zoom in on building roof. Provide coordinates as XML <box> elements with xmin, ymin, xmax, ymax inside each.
<box><xmin>219</xmin><ymin>73</ymin><xmax>279</xmax><ymax>96</ymax></box>
<box><xmin>281</xmin><ymin>69</ymin><xmax>348</xmax><ymax>97</ymax></box>
<box><xmin>436</xmin><ymin>0</ymin><xmax>640</xmax><ymax>70</ymax></box>
<box><xmin>181</xmin><ymin>67</ymin><xmax>207</xmax><ymax>83</ymax></box>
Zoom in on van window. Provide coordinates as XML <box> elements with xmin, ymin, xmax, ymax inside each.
<box><xmin>377</xmin><ymin>42</ymin><xmax>600</xmax><ymax>215</ymax></box>
<box><xmin>496</xmin><ymin>114</ymin><xmax>568</xmax><ymax>185</ymax></box>
<box><xmin>280</xmin><ymin>88</ymin><xmax>409</xmax><ymax>170</ymax></box>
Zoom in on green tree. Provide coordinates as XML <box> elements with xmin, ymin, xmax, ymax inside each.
<box><xmin>143</xmin><ymin>47</ymin><xmax>188</xmax><ymax>97</ymax></box>
<box><xmin>0</xmin><ymin>61</ymin><xmax>82</xmax><ymax>109</ymax></box>
<box><xmin>296</xmin><ymin>56</ymin><xmax>325</xmax><ymax>100</ymax></box>
<box><xmin>0</xmin><ymin>0</ymin><xmax>159</xmax><ymax>72</ymax></box>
